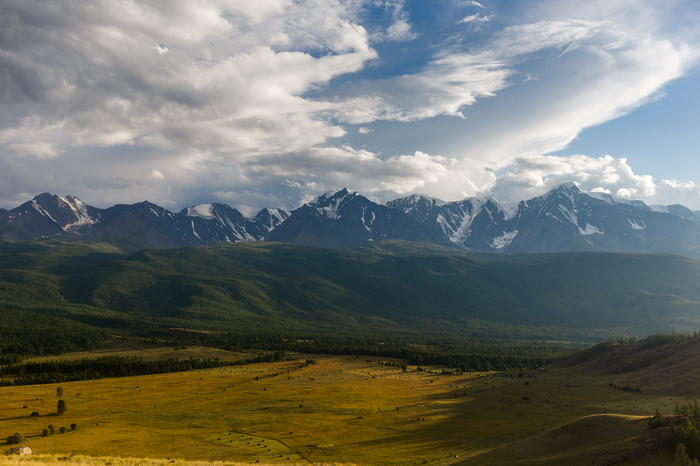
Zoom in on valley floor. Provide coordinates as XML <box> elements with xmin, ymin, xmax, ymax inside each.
<box><xmin>0</xmin><ymin>348</ymin><xmax>684</xmax><ymax>465</ymax></box>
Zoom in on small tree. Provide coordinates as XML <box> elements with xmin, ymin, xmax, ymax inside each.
<box><xmin>70</xmin><ymin>423</ymin><xmax>78</xmax><ymax>430</ymax></box>
<box><xmin>648</xmin><ymin>409</ymin><xmax>665</xmax><ymax>429</ymax></box>
<box><xmin>48</xmin><ymin>424</ymin><xmax>56</xmax><ymax>434</ymax></box>
<box><xmin>59</xmin><ymin>426</ymin><xmax>68</xmax><ymax>434</ymax></box>
<box><xmin>57</xmin><ymin>387</ymin><xmax>63</xmax><ymax>397</ymax></box>
<box><xmin>57</xmin><ymin>399</ymin><xmax>67</xmax><ymax>414</ymax></box>
<box><xmin>6</xmin><ymin>433</ymin><xmax>24</xmax><ymax>444</ymax></box>
<box><xmin>42</xmin><ymin>428</ymin><xmax>50</xmax><ymax>437</ymax></box>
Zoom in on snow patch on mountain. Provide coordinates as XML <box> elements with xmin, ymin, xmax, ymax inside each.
<box><xmin>31</xmin><ymin>199</ymin><xmax>58</xmax><ymax>223</ymax></box>
<box><xmin>578</xmin><ymin>224</ymin><xmax>603</xmax><ymax>235</ymax></box>
<box><xmin>436</xmin><ymin>204</ymin><xmax>479</xmax><ymax>243</ymax></box>
<box><xmin>186</xmin><ymin>204</ymin><xmax>215</xmax><ymax>220</ymax></box>
<box><xmin>59</xmin><ymin>196</ymin><xmax>96</xmax><ymax>231</ymax></box>
<box><xmin>628</xmin><ymin>219</ymin><xmax>646</xmax><ymax>230</ymax></box>
<box><xmin>649</xmin><ymin>205</ymin><xmax>669</xmax><ymax>213</ymax></box>
<box><xmin>558</xmin><ymin>205</ymin><xmax>578</xmax><ymax>226</ymax></box>
<box><xmin>500</xmin><ymin>203</ymin><xmax>518</xmax><ymax>220</ymax></box>
<box><xmin>491</xmin><ymin>230</ymin><xmax>518</xmax><ymax>249</ymax></box>
<box><xmin>360</xmin><ymin>206</ymin><xmax>372</xmax><ymax>232</ymax></box>
<box><xmin>265</xmin><ymin>208</ymin><xmax>287</xmax><ymax>224</ymax></box>
<box><xmin>190</xmin><ymin>221</ymin><xmax>201</xmax><ymax>239</ymax></box>
<box><xmin>318</xmin><ymin>192</ymin><xmax>350</xmax><ymax>219</ymax></box>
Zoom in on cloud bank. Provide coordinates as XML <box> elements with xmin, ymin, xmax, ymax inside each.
<box><xmin>0</xmin><ymin>0</ymin><xmax>698</xmax><ymax>212</ymax></box>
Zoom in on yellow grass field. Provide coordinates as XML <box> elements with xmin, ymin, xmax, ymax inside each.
<box><xmin>25</xmin><ymin>338</ymin><xmax>251</xmax><ymax>364</ymax></box>
<box><xmin>0</xmin><ymin>350</ymin><xmax>682</xmax><ymax>465</ymax></box>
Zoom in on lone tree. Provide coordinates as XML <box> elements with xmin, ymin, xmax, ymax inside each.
<box><xmin>57</xmin><ymin>399</ymin><xmax>67</xmax><ymax>414</ymax></box>
<box><xmin>57</xmin><ymin>387</ymin><xmax>63</xmax><ymax>397</ymax></box>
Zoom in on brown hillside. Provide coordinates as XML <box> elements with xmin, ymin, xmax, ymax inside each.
<box><xmin>553</xmin><ymin>336</ymin><xmax>700</xmax><ymax>395</ymax></box>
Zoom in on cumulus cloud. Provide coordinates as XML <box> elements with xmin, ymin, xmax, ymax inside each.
<box><xmin>0</xmin><ymin>0</ymin><xmax>376</xmax><ymax>159</ymax></box>
<box><xmin>150</xmin><ymin>169</ymin><xmax>165</xmax><ymax>180</ymax></box>
<box><xmin>0</xmin><ymin>0</ymin><xmax>699</xmax><ymax>214</ymax></box>
<box><xmin>475</xmin><ymin>155</ymin><xmax>700</xmax><ymax>208</ymax></box>
<box><xmin>248</xmin><ymin>146</ymin><xmax>456</xmax><ymax>195</ymax></box>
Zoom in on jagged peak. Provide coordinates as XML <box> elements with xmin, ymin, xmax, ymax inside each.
<box><xmin>389</xmin><ymin>193</ymin><xmax>446</xmax><ymax>206</ymax></box>
<box><xmin>307</xmin><ymin>188</ymin><xmax>358</xmax><ymax>208</ymax></box>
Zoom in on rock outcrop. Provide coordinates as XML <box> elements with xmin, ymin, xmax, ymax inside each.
<box><xmin>3</xmin><ymin>446</ymin><xmax>33</xmax><ymax>455</ymax></box>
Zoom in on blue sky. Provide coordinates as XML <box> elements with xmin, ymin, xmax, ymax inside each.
<box><xmin>551</xmin><ymin>73</ymin><xmax>700</xmax><ymax>180</ymax></box>
<box><xmin>1</xmin><ymin>0</ymin><xmax>699</xmax><ymax>214</ymax></box>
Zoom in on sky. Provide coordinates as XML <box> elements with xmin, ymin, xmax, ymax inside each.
<box><xmin>1</xmin><ymin>0</ymin><xmax>700</xmax><ymax>215</ymax></box>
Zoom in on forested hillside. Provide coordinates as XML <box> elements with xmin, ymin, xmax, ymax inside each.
<box><xmin>2</xmin><ymin>239</ymin><xmax>700</xmax><ymax>351</ymax></box>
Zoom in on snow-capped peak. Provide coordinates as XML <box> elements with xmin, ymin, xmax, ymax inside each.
<box><xmin>307</xmin><ymin>188</ymin><xmax>350</xmax><ymax>208</ymax></box>
<box><xmin>261</xmin><ymin>208</ymin><xmax>288</xmax><ymax>224</ymax></box>
<box><xmin>587</xmin><ymin>191</ymin><xmax>649</xmax><ymax>209</ymax></box>
<box><xmin>58</xmin><ymin>195</ymin><xmax>96</xmax><ymax>230</ymax></box>
<box><xmin>186</xmin><ymin>204</ymin><xmax>215</xmax><ymax>220</ymax></box>
<box><xmin>318</xmin><ymin>190</ymin><xmax>352</xmax><ymax>219</ymax></box>
<box><xmin>397</xmin><ymin>193</ymin><xmax>446</xmax><ymax>207</ymax></box>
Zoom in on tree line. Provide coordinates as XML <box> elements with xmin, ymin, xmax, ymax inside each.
<box><xmin>1</xmin><ymin>351</ymin><xmax>287</xmax><ymax>386</ymax></box>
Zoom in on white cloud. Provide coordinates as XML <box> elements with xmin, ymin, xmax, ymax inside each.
<box><xmin>0</xmin><ymin>0</ymin><xmax>377</xmax><ymax>161</ymax></box>
<box><xmin>7</xmin><ymin>142</ymin><xmax>60</xmax><ymax>158</ymax></box>
<box><xmin>0</xmin><ymin>0</ymin><xmax>699</xmax><ymax>214</ymax></box>
<box><xmin>248</xmin><ymin>146</ymin><xmax>456</xmax><ymax>195</ymax></box>
<box><xmin>387</xmin><ymin>20</ymin><xmax>418</xmax><ymax>42</ymax></box>
<box><xmin>472</xmin><ymin>154</ymin><xmax>700</xmax><ymax>208</ymax></box>
<box><xmin>150</xmin><ymin>169</ymin><xmax>165</xmax><ymax>180</ymax></box>
<box><xmin>370</xmin><ymin>0</ymin><xmax>419</xmax><ymax>42</ymax></box>
<box><xmin>458</xmin><ymin>15</ymin><xmax>493</xmax><ymax>25</ymax></box>
<box><xmin>330</xmin><ymin>16</ymin><xmax>698</xmax><ymax>148</ymax></box>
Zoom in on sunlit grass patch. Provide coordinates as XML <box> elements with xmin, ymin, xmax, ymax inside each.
<box><xmin>206</xmin><ymin>432</ymin><xmax>304</xmax><ymax>463</ymax></box>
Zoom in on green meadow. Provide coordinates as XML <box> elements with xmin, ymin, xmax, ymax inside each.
<box><xmin>0</xmin><ymin>348</ymin><xmax>683</xmax><ymax>465</ymax></box>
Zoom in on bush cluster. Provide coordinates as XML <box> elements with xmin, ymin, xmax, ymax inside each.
<box><xmin>6</xmin><ymin>432</ymin><xmax>23</xmax><ymax>444</ymax></box>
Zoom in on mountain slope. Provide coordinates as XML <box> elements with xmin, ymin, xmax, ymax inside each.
<box><xmin>0</xmin><ymin>194</ymin><xmax>289</xmax><ymax>251</ymax></box>
<box><xmin>3</xmin><ymin>185</ymin><xmax>700</xmax><ymax>256</ymax></box>
<box><xmin>390</xmin><ymin>183</ymin><xmax>700</xmax><ymax>257</ymax></box>
<box><xmin>267</xmin><ymin>189</ymin><xmax>450</xmax><ymax>249</ymax></box>
<box><xmin>3</xmin><ymin>239</ymin><xmax>700</xmax><ymax>342</ymax></box>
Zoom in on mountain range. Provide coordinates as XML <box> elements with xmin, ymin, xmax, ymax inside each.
<box><xmin>3</xmin><ymin>183</ymin><xmax>700</xmax><ymax>256</ymax></box>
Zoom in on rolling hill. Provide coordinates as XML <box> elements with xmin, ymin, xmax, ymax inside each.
<box><xmin>2</xmin><ymin>239</ymin><xmax>700</xmax><ymax>346</ymax></box>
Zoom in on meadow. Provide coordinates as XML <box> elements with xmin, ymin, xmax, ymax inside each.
<box><xmin>0</xmin><ymin>343</ymin><xmax>685</xmax><ymax>465</ymax></box>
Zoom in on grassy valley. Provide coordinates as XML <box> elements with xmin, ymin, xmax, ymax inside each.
<box><xmin>4</xmin><ymin>335</ymin><xmax>700</xmax><ymax>465</ymax></box>
<box><xmin>4</xmin><ymin>239</ymin><xmax>700</xmax><ymax>464</ymax></box>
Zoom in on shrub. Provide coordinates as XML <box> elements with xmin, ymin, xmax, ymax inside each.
<box><xmin>57</xmin><ymin>399</ymin><xmax>67</xmax><ymax>414</ymax></box>
<box><xmin>6</xmin><ymin>432</ymin><xmax>23</xmax><ymax>444</ymax></box>
<box><xmin>59</xmin><ymin>426</ymin><xmax>68</xmax><ymax>434</ymax></box>
<box><xmin>648</xmin><ymin>409</ymin><xmax>666</xmax><ymax>429</ymax></box>
<box><xmin>48</xmin><ymin>424</ymin><xmax>56</xmax><ymax>434</ymax></box>
<box><xmin>57</xmin><ymin>387</ymin><xmax>63</xmax><ymax>397</ymax></box>
<box><xmin>70</xmin><ymin>424</ymin><xmax>78</xmax><ymax>430</ymax></box>
<box><xmin>30</xmin><ymin>411</ymin><xmax>39</xmax><ymax>417</ymax></box>
<box><xmin>42</xmin><ymin>429</ymin><xmax>50</xmax><ymax>437</ymax></box>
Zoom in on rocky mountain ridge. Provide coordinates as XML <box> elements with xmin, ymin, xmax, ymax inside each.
<box><xmin>3</xmin><ymin>184</ymin><xmax>700</xmax><ymax>256</ymax></box>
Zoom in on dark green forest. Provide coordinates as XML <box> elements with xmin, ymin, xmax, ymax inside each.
<box><xmin>3</xmin><ymin>238</ymin><xmax>700</xmax><ymax>377</ymax></box>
